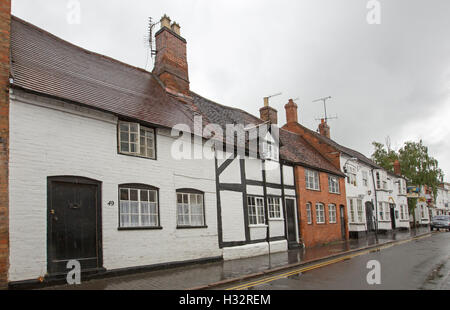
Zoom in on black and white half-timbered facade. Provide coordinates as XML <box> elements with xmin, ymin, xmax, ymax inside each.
<box><xmin>192</xmin><ymin>93</ymin><xmax>300</xmax><ymax>259</ymax></box>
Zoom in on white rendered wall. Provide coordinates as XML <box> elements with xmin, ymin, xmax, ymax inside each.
<box><xmin>9</xmin><ymin>92</ymin><xmax>221</xmax><ymax>282</ymax></box>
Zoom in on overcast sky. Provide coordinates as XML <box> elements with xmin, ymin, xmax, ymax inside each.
<box><xmin>12</xmin><ymin>0</ymin><xmax>450</xmax><ymax>179</ymax></box>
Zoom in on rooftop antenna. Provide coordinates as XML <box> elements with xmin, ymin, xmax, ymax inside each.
<box><xmin>263</xmin><ymin>92</ymin><xmax>282</xmax><ymax>107</ymax></box>
<box><xmin>313</xmin><ymin>96</ymin><xmax>337</xmax><ymax>123</ymax></box>
<box><xmin>145</xmin><ymin>17</ymin><xmax>161</xmax><ymax>70</ymax></box>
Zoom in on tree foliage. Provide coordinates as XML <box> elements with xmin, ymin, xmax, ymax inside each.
<box><xmin>371</xmin><ymin>139</ymin><xmax>444</xmax><ymax>198</ymax></box>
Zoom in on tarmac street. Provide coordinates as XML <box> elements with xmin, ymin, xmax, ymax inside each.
<box><xmin>220</xmin><ymin>232</ymin><xmax>450</xmax><ymax>290</ymax></box>
<box><xmin>38</xmin><ymin>227</ymin><xmax>441</xmax><ymax>290</ymax></box>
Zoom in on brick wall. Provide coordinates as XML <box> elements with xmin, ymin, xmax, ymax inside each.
<box><xmin>153</xmin><ymin>26</ymin><xmax>190</xmax><ymax>95</ymax></box>
<box><xmin>0</xmin><ymin>0</ymin><xmax>10</xmax><ymax>289</ymax></box>
<box><xmin>259</xmin><ymin>106</ymin><xmax>278</xmax><ymax>125</ymax></box>
<box><xmin>295</xmin><ymin>166</ymin><xmax>348</xmax><ymax>247</ymax></box>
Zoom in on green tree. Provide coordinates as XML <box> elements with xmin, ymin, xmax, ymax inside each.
<box><xmin>371</xmin><ymin>139</ymin><xmax>444</xmax><ymax>224</ymax></box>
<box><xmin>371</xmin><ymin>141</ymin><xmax>399</xmax><ymax>172</ymax></box>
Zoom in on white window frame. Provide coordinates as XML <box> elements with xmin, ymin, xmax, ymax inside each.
<box><xmin>248</xmin><ymin>196</ymin><xmax>266</xmax><ymax>226</ymax></box>
<box><xmin>357</xmin><ymin>199</ymin><xmax>363</xmax><ymax>223</ymax></box>
<box><xmin>119</xmin><ymin>187</ymin><xmax>159</xmax><ymax>228</ymax></box>
<box><xmin>362</xmin><ymin>171</ymin><xmax>369</xmax><ymax>187</ymax></box>
<box><xmin>349</xmin><ymin>198</ymin><xmax>355</xmax><ymax>223</ymax></box>
<box><xmin>347</xmin><ymin>166</ymin><xmax>357</xmax><ymax>186</ymax></box>
<box><xmin>305</xmin><ymin>169</ymin><xmax>320</xmax><ymax>191</ymax></box>
<box><xmin>328</xmin><ymin>204</ymin><xmax>337</xmax><ymax>223</ymax></box>
<box><xmin>176</xmin><ymin>192</ymin><xmax>205</xmax><ymax>227</ymax></box>
<box><xmin>268</xmin><ymin>197</ymin><xmax>282</xmax><ymax>220</ymax></box>
<box><xmin>119</xmin><ymin>121</ymin><xmax>155</xmax><ymax>159</ymax></box>
<box><xmin>378</xmin><ymin>202</ymin><xmax>384</xmax><ymax>220</ymax></box>
<box><xmin>316</xmin><ymin>203</ymin><xmax>325</xmax><ymax>224</ymax></box>
<box><xmin>306</xmin><ymin>202</ymin><xmax>312</xmax><ymax>224</ymax></box>
<box><xmin>262</xmin><ymin>133</ymin><xmax>279</xmax><ymax>161</ymax></box>
<box><xmin>328</xmin><ymin>175</ymin><xmax>340</xmax><ymax>194</ymax></box>
<box><xmin>385</xmin><ymin>203</ymin><xmax>390</xmax><ymax>220</ymax></box>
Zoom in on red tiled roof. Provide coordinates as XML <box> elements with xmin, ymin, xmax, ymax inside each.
<box><xmin>191</xmin><ymin>92</ymin><xmax>345</xmax><ymax>177</ymax></box>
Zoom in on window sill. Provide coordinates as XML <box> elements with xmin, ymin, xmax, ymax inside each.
<box><xmin>329</xmin><ymin>191</ymin><xmax>341</xmax><ymax>195</ymax></box>
<box><xmin>268</xmin><ymin>218</ymin><xmax>284</xmax><ymax>221</ymax></box>
<box><xmin>249</xmin><ymin>224</ymin><xmax>268</xmax><ymax>228</ymax></box>
<box><xmin>118</xmin><ymin>226</ymin><xmax>163</xmax><ymax>231</ymax></box>
<box><xmin>176</xmin><ymin>225</ymin><xmax>208</xmax><ymax>229</ymax></box>
<box><xmin>306</xmin><ymin>188</ymin><xmax>321</xmax><ymax>192</ymax></box>
<box><xmin>118</xmin><ymin>151</ymin><xmax>156</xmax><ymax>161</ymax></box>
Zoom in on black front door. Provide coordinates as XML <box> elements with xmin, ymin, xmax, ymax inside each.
<box><xmin>366</xmin><ymin>202</ymin><xmax>375</xmax><ymax>232</ymax></box>
<box><xmin>47</xmin><ymin>176</ymin><xmax>102</xmax><ymax>275</ymax></box>
<box><xmin>390</xmin><ymin>203</ymin><xmax>396</xmax><ymax>230</ymax></box>
<box><xmin>285</xmin><ymin>198</ymin><xmax>298</xmax><ymax>248</ymax></box>
<box><xmin>340</xmin><ymin>205</ymin><xmax>346</xmax><ymax>240</ymax></box>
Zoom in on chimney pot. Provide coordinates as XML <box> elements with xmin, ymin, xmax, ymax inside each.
<box><xmin>160</xmin><ymin>14</ymin><xmax>171</xmax><ymax>29</ymax></box>
<box><xmin>263</xmin><ymin>97</ymin><xmax>269</xmax><ymax>107</ymax></box>
<box><xmin>171</xmin><ymin>22</ymin><xmax>181</xmax><ymax>35</ymax></box>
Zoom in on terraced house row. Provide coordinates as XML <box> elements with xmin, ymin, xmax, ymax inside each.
<box><xmin>0</xmin><ymin>8</ymin><xmax>413</xmax><ymax>287</ymax></box>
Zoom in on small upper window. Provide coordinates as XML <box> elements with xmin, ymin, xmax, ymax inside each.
<box><xmin>328</xmin><ymin>175</ymin><xmax>340</xmax><ymax>194</ymax></box>
<box><xmin>346</xmin><ymin>166</ymin><xmax>357</xmax><ymax>187</ymax></box>
<box><xmin>119</xmin><ymin>121</ymin><xmax>155</xmax><ymax>159</ymax></box>
<box><xmin>305</xmin><ymin>169</ymin><xmax>320</xmax><ymax>191</ymax></box>
<box><xmin>362</xmin><ymin>171</ymin><xmax>369</xmax><ymax>187</ymax></box>
<box><xmin>262</xmin><ymin>132</ymin><xmax>279</xmax><ymax>161</ymax></box>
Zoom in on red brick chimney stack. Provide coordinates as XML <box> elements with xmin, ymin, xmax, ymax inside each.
<box><xmin>318</xmin><ymin>119</ymin><xmax>330</xmax><ymax>139</ymax></box>
<box><xmin>259</xmin><ymin>97</ymin><xmax>278</xmax><ymax>125</ymax></box>
<box><xmin>394</xmin><ymin>159</ymin><xmax>401</xmax><ymax>176</ymax></box>
<box><xmin>0</xmin><ymin>0</ymin><xmax>11</xmax><ymax>289</ymax></box>
<box><xmin>284</xmin><ymin>99</ymin><xmax>298</xmax><ymax>124</ymax></box>
<box><xmin>153</xmin><ymin>14</ymin><xmax>190</xmax><ymax>96</ymax></box>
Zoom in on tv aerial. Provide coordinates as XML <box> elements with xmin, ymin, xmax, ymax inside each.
<box><xmin>144</xmin><ymin>17</ymin><xmax>160</xmax><ymax>70</ymax></box>
<box><xmin>263</xmin><ymin>92</ymin><xmax>282</xmax><ymax>106</ymax></box>
<box><xmin>313</xmin><ymin>96</ymin><xmax>338</xmax><ymax>122</ymax></box>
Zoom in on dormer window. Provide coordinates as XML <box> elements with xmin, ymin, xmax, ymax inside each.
<box><xmin>119</xmin><ymin>121</ymin><xmax>156</xmax><ymax>159</ymax></box>
<box><xmin>262</xmin><ymin>132</ymin><xmax>278</xmax><ymax>161</ymax></box>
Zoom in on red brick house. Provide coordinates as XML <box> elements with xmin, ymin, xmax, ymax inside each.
<box><xmin>258</xmin><ymin>99</ymin><xmax>348</xmax><ymax>248</ymax></box>
<box><xmin>281</xmin><ymin>99</ymin><xmax>349</xmax><ymax>247</ymax></box>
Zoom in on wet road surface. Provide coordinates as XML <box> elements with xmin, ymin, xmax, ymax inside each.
<box><xmin>221</xmin><ymin>232</ymin><xmax>450</xmax><ymax>290</ymax></box>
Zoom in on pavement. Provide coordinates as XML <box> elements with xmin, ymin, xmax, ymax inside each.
<box><xmin>42</xmin><ymin>227</ymin><xmax>432</xmax><ymax>290</ymax></box>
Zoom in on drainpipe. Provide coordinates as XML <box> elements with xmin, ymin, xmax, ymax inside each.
<box><xmin>370</xmin><ymin>168</ymin><xmax>379</xmax><ymax>243</ymax></box>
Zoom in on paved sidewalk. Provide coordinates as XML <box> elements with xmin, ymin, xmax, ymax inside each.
<box><xmin>42</xmin><ymin>227</ymin><xmax>431</xmax><ymax>290</ymax></box>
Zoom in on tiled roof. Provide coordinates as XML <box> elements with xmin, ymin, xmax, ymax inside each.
<box><xmin>297</xmin><ymin>122</ymin><xmax>382</xmax><ymax>169</ymax></box>
<box><xmin>191</xmin><ymin>92</ymin><xmax>345</xmax><ymax>177</ymax></box>
<box><xmin>9</xmin><ymin>15</ymin><xmax>344</xmax><ymax>177</ymax></box>
<box><xmin>10</xmin><ymin>16</ymin><xmax>197</xmax><ymax>130</ymax></box>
